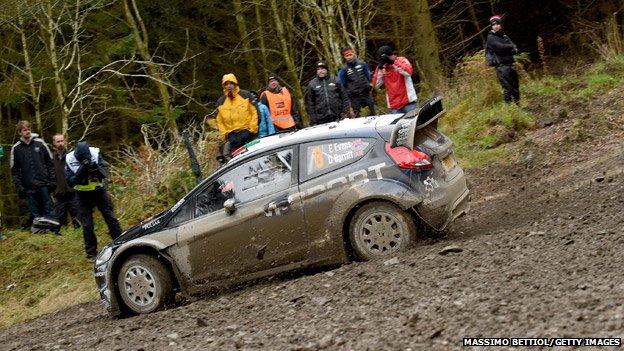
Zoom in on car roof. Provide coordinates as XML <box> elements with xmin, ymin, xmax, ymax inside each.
<box><xmin>229</xmin><ymin>114</ymin><xmax>402</xmax><ymax>163</ymax></box>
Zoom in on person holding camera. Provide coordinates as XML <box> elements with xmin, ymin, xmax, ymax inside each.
<box><xmin>486</xmin><ymin>15</ymin><xmax>520</xmax><ymax>104</ymax></box>
<box><xmin>65</xmin><ymin>141</ymin><xmax>122</xmax><ymax>260</ymax></box>
<box><xmin>371</xmin><ymin>46</ymin><xmax>418</xmax><ymax>114</ymax></box>
<box><xmin>10</xmin><ymin>120</ymin><xmax>56</xmax><ymax>221</ymax></box>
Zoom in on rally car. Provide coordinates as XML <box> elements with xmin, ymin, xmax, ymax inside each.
<box><xmin>94</xmin><ymin>96</ymin><xmax>469</xmax><ymax>316</ymax></box>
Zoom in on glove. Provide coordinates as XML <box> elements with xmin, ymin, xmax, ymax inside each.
<box><xmin>75</xmin><ymin>164</ymin><xmax>88</xmax><ymax>180</ymax></box>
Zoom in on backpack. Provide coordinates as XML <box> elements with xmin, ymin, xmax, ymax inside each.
<box><xmin>485</xmin><ymin>47</ymin><xmax>500</xmax><ymax>67</ymax></box>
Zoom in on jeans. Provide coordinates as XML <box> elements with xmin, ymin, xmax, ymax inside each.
<box><xmin>76</xmin><ymin>187</ymin><xmax>122</xmax><ymax>256</ymax></box>
<box><xmin>390</xmin><ymin>101</ymin><xmax>417</xmax><ymax>114</ymax></box>
<box><xmin>25</xmin><ymin>186</ymin><xmax>54</xmax><ymax>218</ymax></box>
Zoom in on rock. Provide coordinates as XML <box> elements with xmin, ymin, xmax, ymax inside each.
<box><xmin>429</xmin><ymin>328</ymin><xmax>444</xmax><ymax>339</ymax></box>
<box><xmin>225</xmin><ymin>324</ymin><xmax>239</xmax><ymax>331</ymax></box>
<box><xmin>318</xmin><ymin>334</ymin><xmax>334</xmax><ymax>348</ymax></box>
<box><xmin>406</xmin><ymin>312</ymin><xmax>419</xmax><ymax>326</ymax></box>
<box><xmin>312</xmin><ymin>297</ymin><xmax>331</xmax><ymax>306</ymax></box>
<box><xmin>383</xmin><ymin>257</ymin><xmax>400</xmax><ymax>266</ymax></box>
<box><xmin>564</xmin><ymin>240</ymin><xmax>575</xmax><ymax>245</ymax></box>
<box><xmin>166</xmin><ymin>333</ymin><xmax>179</xmax><ymax>339</ymax></box>
<box><xmin>6</xmin><ymin>283</ymin><xmax>16</xmax><ymax>290</ymax></box>
<box><xmin>324</xmin><ymin>271</ymin><xmax>335</xmax><ymax>277</ymax></box>
<box><xmin>196</xmin><ymin>318</ymin><xmax>208</xmax><ymax>327</ymax></box>
<box><xmin>595</xmin><ymin>175</ymin><xmax>605</xmax><ymax>183</ymax></box>
<box><xmin>438</xmin><ymin>246</ymin><xmax>463</xmax><ymax>255</ymax></box>
<box><xmin>168</xmin><ymin>341</ymin><xmax>176</xmax><ymax>346</ymax></box>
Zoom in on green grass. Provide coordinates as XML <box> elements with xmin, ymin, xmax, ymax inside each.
<box><xmin>0</xmin><ymin>225</ymin><xmax>113</xmax><ymax>328</ymax></box>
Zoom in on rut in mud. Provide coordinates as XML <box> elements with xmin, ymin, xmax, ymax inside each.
<box><xmin>2</xmin><ymin>108</ymin><xmax>624</xmax><ymax>351</ymax></box>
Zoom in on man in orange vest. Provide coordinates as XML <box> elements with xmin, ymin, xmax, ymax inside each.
<box><xmin>260</xmin><ymin>76</ymin><xmax>301</xmax><ymax>132</ymax></box>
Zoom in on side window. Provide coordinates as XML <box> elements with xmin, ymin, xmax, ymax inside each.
<box><xmin>167</xmin><ymin>200</ymin><xmax>193</xmax><ymax>227</ymax></box>
<box><xmin>302</xmin><ymin>138</ymin><xmax>373</xmax><ymax>181</ymax></box>
<box><xmin>193</xmin><ymin>148</ymin><xmax>293</xmax><ymax>218</ymax></box>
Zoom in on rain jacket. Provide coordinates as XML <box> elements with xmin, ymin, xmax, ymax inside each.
<box><xmin>486</xmin><ymin>30</ymin><xmax>517</xmax><ymax>66</ymax></box>
<box><xmin>10</xmin><ymin>133</ymin><xmax>55</xmax><ymax>194</ymax></box>
<box><xmin>257</xmin><ymin>102</ymin><xmax>276</xmax><ymax>137</ymax></box>
<box><xmin>216</xmin><ymin>74</ymin><xmax>258</xmax><ymax>140</ymax></box>
<box><xmin>371</xmin><ymin>57</ymin><xmax>417</xmax><ymax>110</ymax></box>
<box><xmin>65</xmin><ymin>142</ymin><xmax>108</xmax><ymax>192</ymax></box>
<box><xmin>306</xmin><ymin>75</ymin><xmax>350</xmax><ymax>125</ymax></box>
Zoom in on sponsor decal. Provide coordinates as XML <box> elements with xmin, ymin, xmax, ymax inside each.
<box><xmin>423</xmin><ymin>176</ymin><xmax>440</xmax><ymax>192</ymax></box>
<box><xmin>142</xmin><ymin>218</ymin><xmax>161</xmax><ymax>230</ymax></box>
<box><xmin>306</xmin><ymin>139</ymin><xmax>370</xmax><ymax>175</ymax></box>
<box><xmin>170</xmin><ymin>198</ymin><xmax>185</xmax><ymax>212</ymax></box>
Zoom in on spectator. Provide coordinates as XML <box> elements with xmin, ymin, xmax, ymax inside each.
<box><xmin>51</xmin><ymin>134</ymin><xmax>80</xmax><ymax>229</ymax></box>
<box><xmin>10</xmin><ymin>120</ymin><xmax>55</xmax><ymax>221</ymax></box>
<box><xmin>371</xmin><ymin>46</ymin><xmax>417</xmax><ymax>114</ymax></box>
<box><xmin>65</xmin><ymin>141</ymin><xmax>122</xmax><ymax>260</ymax></box>
<box><xmin>250</xmin><ymin>91</ymin><xmax>276</xmax><ymax>138</ymax></box>
<box><xmin>486</xmin><ymin>15</ymin><xmax>520</xmax><ymax>104</ymax></box>
<box><xmin>338</xmin><ymin>47</ymin><xmax>376</xmax><ymax>117</ymax></box>
<box><xmin>260</xmin><ymin>76</ymin><xmax>301</xmax><ymax>132</ymax></box>
<box><xmin>216</xmin><ymin>73</ymin><xmax>258</xmax><ymax>159</ymax></box>
<box><xmin>306</xmin><ymin>61</ymin><xmax>350</xmax><ymax>126</ymax></box>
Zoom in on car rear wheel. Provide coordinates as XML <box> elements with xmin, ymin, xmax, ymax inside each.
<box><xmin>349</xmin><ymin>202</ymin><xmax>416</xmax><ymax>260</ymax></box>
<box><xmin>117</xmin><ymin>254</ymin><xmax>173</xmax><ymax>314</ymax></box>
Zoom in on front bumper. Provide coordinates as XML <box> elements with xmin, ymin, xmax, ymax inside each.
<box><xmin>94</xmin><ymin>261</ymin><xmax>121</xmax><ymax>316</ymax></box>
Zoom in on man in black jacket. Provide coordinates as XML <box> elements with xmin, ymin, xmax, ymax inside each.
<box><xmin>306</xmin><ymin>61</ymin><xmax>350</xmax><ymax>126</ymax></box>
<box><xmin>338</xmin><ymin>47</ymin><xmax>376</xmax><ymax>117</ymax></box>
<box><xmin>65</xmin><ymin>141</ymin><xmax>122</xmax><ymax>260</ymax></box>
<box><xmin>486</xmin><ymin>15</ymin><xmax>520</xmax><ymax>104</ymax></box>
<box><xmin>51</xmin><ymin>134</ymin><xmax>80</xmax><ymax>228</ymax></box>
<box><xmin>10</xmin><ymin>120</ymin><xmax>55</xmax><ymax>220</ymax></box>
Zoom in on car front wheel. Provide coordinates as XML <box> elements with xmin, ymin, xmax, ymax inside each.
<box><xmin>117</xmin><ymin>254</ymin><xmax>173</xmax><ymax>314</ymax></box>
<box><xmin>349</xmin><ymin>202</ymin><xmax>416</xmax><ymax>260</ymax></box>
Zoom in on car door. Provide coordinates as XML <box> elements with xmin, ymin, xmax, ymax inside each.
<box><xmin>175</xmin><ymin>147</ymin><xmax>307</xmax><ymax>285</ymax></box>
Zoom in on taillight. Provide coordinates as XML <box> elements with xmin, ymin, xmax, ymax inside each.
<box><xmin>385</xmin><ymin>143</ymin><xmax>433</xmax><ymax>170</ymax></box>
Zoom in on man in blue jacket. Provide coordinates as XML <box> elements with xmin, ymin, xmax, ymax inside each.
<box><xmin>65</xmin><ymin>141</ymin><xmax>122</xmax><ymax>260</ymax></box>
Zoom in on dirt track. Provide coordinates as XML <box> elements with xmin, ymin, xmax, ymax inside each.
<box><xmin>2</xmin><ymin>107</ymin><xmax>624</xmax><ymax>350</ymax></box>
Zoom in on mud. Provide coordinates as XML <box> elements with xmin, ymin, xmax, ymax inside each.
<box><xmin>2</xmin><ymin>103</ymin><xmax>624</xmax><ymax>350</ymax></box>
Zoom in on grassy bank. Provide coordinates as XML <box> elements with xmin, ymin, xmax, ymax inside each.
<box><xmin>1</xmin><ymin>54</ymin><xmax>623</xmax><ymax>329</ymax></box>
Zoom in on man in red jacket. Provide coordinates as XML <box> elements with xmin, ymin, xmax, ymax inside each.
<box><xmin>371</xmin><ymin>46</ymin><xmax>418</xmax><ymax>114</ymax></box>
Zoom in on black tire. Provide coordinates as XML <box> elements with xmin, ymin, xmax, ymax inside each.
<box><xmin>117</xmin><ymin>254</ymin><xmax>173</xmax><ymax>314</ymax></box>
<box><xmin>348</xmin><ymin>202</ymin><xmax>417</xmax><ymax>260</ymax></box>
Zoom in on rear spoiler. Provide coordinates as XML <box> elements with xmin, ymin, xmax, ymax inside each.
<box><xmin>389</xmin><ymin>96</ymin><xmax>445</xmax><ymax>148</ymax></box>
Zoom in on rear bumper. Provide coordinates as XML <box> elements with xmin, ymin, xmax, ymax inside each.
<box><xmin>414</xmin><ymin>168</ymin><xmax>470</xmax><ymax>230</ymax></box>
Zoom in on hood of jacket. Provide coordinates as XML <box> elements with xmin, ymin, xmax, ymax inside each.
<box><xmin>20</xmin><ymin>132</ymin><xmax>39</xmax><ymax>145</ymax></box>
<box><xmin>74</xmin><ymin>141</ymin><xmax>92</xmax><ymax>163</ymax></box>
<box><xmin>222</xmin><ymin>73</ymin><xmax>240</xmax><ymax>97</ymax></box>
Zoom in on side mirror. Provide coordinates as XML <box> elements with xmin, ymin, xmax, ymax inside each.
<box><xmin>224</xmin><ymin>198</ymin><xmax>236</xmax><ymax>215</ymax></box>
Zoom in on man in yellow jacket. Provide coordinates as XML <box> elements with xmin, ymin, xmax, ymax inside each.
<box><xmin>216</xmin><ymin>74</ymin><xmax>258</xmax><ymax>159</ymax></box>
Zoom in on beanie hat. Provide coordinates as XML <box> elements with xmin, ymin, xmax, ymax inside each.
<box><xmin>489</xmin><ymin>15</ymin><xmax>502</xmax><ymax>25</ymax></box>
<box><xmin>316</xmin><ymin>61</ymin><xmax>328</xmax><ymax>69</ymax></box>
<box><xmin>267</xmin><ymin>75</ymin><xmax>278</xmax><ymax>83</ymax></box>
<box><xmin>378</xmin><ymin>45</ymin><xmax>394</xmax><ymax>58</ymax></box>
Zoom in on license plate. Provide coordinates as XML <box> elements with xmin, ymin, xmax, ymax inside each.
<box><xmin>441</xmin><ymin>154</ymin><xmax>456</xmax><ymax>171</ymax></box>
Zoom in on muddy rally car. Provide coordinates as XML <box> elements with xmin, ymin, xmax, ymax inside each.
<box><xmin>94</xmin><ymin>97</ymin><xmax>469</xmax><ymax>316</ymax></box>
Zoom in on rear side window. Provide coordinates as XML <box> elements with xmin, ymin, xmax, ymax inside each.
<box><xmin>301</xmin><ymin>138</ymin><xmax>373</xmax><ymax>181</ymax></box>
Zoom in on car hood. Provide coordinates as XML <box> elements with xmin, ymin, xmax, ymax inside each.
<box><xmin>113</xmin><ymin>209</ymin><xmax>169</xmax><ymax>245</ymax></box>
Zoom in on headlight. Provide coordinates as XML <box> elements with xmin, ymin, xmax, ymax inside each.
<box><xmin>95</xmin><ymin>246</ymin><xmax>113</xmax><ymax>266</ymax></box>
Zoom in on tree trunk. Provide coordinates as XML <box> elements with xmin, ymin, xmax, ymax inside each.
<box><xmin>233</xmin><ymin>0</ymin><xmax>259</xmax><ymax>87</ymax></box>
<box><xmin>17</xmin><ymin>7</ymin><xmax>42</xmax><ymax>134</ymax></box>
<box><xmin>409</xmin><ymin>0</ymin><xmax>445</xmax><ymax>91</ymax></box>
<box><xmin>41</xmin><ymin>1</ymin><xmax>69</xmax><ymax>135</ymax></box>
<box><xmin>254</xmin><ymin>1</ymin><xmax>268</xmax><ymax>74</ymax></box>
<box><xmin>269</xmin><ymin>0</ymin><xmax>307</xmax><ymax>125</ymax></box>
<box><xmin>466</xmin><ymin>0</ymin><xmax>485</xmax><ymax>46</ymax></box>
<box><xmin>123</xmin><ymin>0</ymin><xmax>178</xmax><ymax>138</ymax></box>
